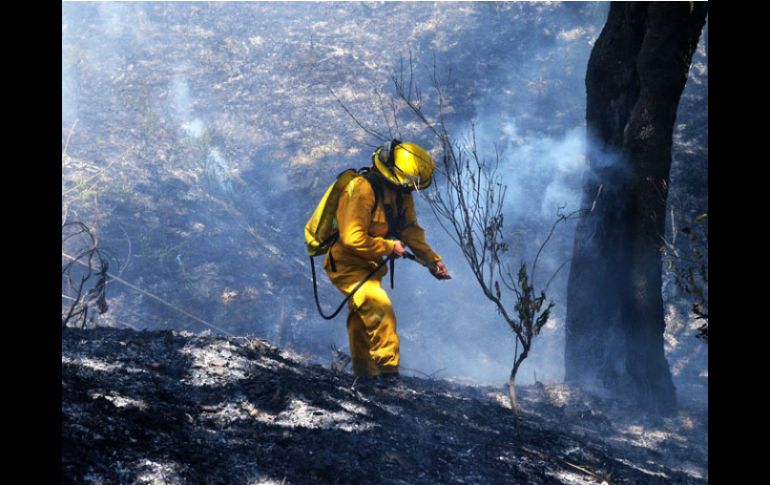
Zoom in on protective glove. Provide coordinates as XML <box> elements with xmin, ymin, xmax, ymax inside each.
<box><xmin>430</xmin><ymin>260</ymin><xmax>451</xmax><ymax>280</ymax></box>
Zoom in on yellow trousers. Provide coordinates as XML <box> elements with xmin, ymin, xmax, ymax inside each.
<box><xmin>328</xmin><ymin>265</ymin><xmax>399</xmax><ymax>377</ymax></box>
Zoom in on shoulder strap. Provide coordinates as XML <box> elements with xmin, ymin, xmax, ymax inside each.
<box><xmin>359</xmin><ymin>168</ymin><xmax>408</xmax><ymax>236</ymax></box>
<box><xmin>360</xmin><ymin>168</ymin><xmax>382</xmax><ymax>218</ymax></box>
<box><xmin>389</xmin><ymin>192</ymin><xmax>405</xmax><ymax>238</ymax></box>
<box><xmin>395</xmin><ymin>191</ymin><xmax>404</xmax><ymax>226</ymax></box>
<box><xmin>361</xmin><ymin>169</ymin><xmax>407</xmax><ymax>238</ymax></box>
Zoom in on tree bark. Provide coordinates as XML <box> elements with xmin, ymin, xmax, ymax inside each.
<box><xmin>565</xmin><ymin>2</ymin><xmax>707</xmax><ymax>414</ymax></box>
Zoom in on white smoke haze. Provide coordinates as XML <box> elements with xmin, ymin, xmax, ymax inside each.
<box><xmin>61</xmin><ymin>2</ymin><xmax>706</xmax><ymax>397</ymax></box>
<box><xmin>170</xmin><ymin>75</ymin><xmax>198</xmax><ymax>135</ymax></box>
<box><xmin>472</xmin><ymin>121</ymin><xmax>588</xmax><ymax>219</ymax></box>
<box><xmin>61</xmin><ymin>17</ymin><xmax>79</xmax><ymax>124</ymax></box>
<box><xmin>61</xmin><ymin>64</ymin><xmax>79</xmax><ymax>124</ymax></box>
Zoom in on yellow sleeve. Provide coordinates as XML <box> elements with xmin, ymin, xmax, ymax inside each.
<box><xmin>399</xmin><ymin>193</ymin><xmax>441</xmax><ymax>266</ymax></box>
<box><xmin>337</xmin><ymin>178</ymin><xmax>396</xmax><ymax>259</ymax></box>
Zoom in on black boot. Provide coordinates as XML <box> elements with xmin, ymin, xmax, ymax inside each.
<box><xmin>376</xmin><ymin>372</ymin><xmax>401</xmax><ymax>389</ymax></box>
<box><xmin>352</xmin><ymin>375</ymin><xmax>377</xmax><ymax>393</ymax></box>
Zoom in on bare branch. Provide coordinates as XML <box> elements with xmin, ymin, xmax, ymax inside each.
<box><xmin>117</xmin><ymin>223</ymin><xmax>133</xmax><ymax>277</ymax></box>
<box><xmin>373</xmin><ymin>87</ymin><xmax>394</xmax><ymax>140</ymax></box>
<box><xmin>531</xmin><ymin>206</ymin><xmax>585</xmax><ymax>288</ymax></box>
<box><xmin>328</xmin><ymin>87</ymin><xmax>388</xmax><ymax>143</ymax></box>
<box><xmin>544</xmin><ymin>258</ymin><xmax>572</xmax><ymax>294</ymax></box>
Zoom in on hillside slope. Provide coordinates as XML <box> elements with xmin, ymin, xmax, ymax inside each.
<box><xmin>62</xmin><ymin>328</ymin><xmax>706</xmax><ymax>484</ymax></box>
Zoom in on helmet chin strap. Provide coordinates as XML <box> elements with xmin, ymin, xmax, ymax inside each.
<box><xmin>411</xmin><ymin>177</ymin><xmax>422</xmax><ymax>197</ymax></box>
<box><xmin>391</xmin><ymin>163</ymin><xmax>420</xmax><ymax>192</ymax></box>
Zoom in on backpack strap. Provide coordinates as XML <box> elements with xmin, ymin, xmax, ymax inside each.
<box><xmin>360</xmin><ymin>169</ymin><xmax>383</xmax><ymax>220</ymax></box>
<box><xmin>360</xmin><ymin>169</ymin><xmax>405</xmax><ymax>236</ymax></box>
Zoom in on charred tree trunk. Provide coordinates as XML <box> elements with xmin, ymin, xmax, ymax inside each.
<box><xmin>565</xmin><ymin>2</ymin><xmax>707</xmax><ymax>414</ymax></box>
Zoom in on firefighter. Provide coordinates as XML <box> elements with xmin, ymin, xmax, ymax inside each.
<box><xmin>324</xmin><ymin>140</ymin><xmax>450</xmax><ymax>386</ymax></box>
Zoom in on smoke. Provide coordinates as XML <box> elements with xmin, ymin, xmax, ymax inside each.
<box><xmin>166</xmin><ymin>73</ymin><xmax>236</xmax><ymax>194</ymax></box>
<box><xmin>170</xmin><ymin>75</ymin><xmax>200</xmax><ymax>137</ymax></box>
<box><xmin>61</xmin><ymin>13</ymin><xmax>79</xmax><ymax>124</ymax></box>
<box><xmin>481</xmin><ymin>121</ymin><xmax>587</xmax><ymax>219</ymax></box>
<box><xmin>61</xmin><ymin>59</ymin><xmax>79</xmax><ymax>124</ymax></box>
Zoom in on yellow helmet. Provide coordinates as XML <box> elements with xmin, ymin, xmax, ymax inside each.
<box><xmin>373</xmin><ymin>140</ymin><xmax>435</xmax><ymax>191</ymax></box>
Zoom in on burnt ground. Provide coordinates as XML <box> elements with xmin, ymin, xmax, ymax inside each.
<box><xmin>62</xmin><ymin>328</ymin><xmax>707</xmax><ymax>484</ymax></box>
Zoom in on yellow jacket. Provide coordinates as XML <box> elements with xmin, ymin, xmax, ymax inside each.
<box><xmin>325</xmin><ymin>176</ymin><xmax>441</xmax><ymax>272</ymax></box>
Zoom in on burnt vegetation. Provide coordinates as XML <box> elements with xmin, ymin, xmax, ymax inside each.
<box><xmin>63</xmin><ymin>328</ymin><xmax>707</xmax><ymax>484</ymax></box>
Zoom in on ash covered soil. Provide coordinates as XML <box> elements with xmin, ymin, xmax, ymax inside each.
<box><xmin>62</xmin><ymin>328</ymin><xmax>707</xmax><ymax>484</ymax></box>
